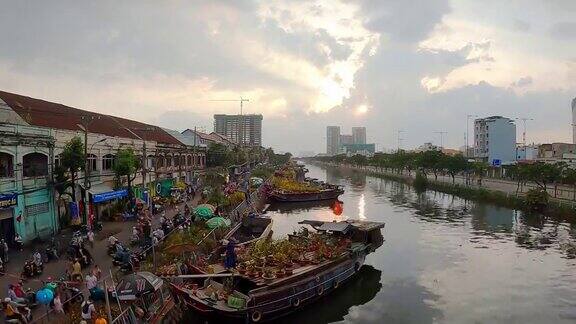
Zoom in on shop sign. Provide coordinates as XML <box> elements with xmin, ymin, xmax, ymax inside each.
<box><xmin>93</xmin><ymin>189</ymin><xmax>129</xmax><ymax>203</ymax></box>
<box><xmin>0</xmin><ymin>193</ymin><xmax>17</xmax><ymax>209</ymax></box>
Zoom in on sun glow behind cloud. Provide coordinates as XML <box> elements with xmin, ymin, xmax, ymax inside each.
<box><xmin>258</xmin><ymin>0</ymin><xmax>379</xmax><ymax>113</ymax></box>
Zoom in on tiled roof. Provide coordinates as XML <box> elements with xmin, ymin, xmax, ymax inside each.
<box><xmin>0</xmin><ymin>90</ymin><xmax>180</xmax><ymax>145</ymax></box>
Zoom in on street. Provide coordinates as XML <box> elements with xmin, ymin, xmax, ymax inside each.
<box><xmin>1</xmin><ymin>193</ymin><xmax>201</xmax><ymax>323</ymax></box>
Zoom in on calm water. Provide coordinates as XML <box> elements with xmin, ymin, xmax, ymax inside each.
<box><xmin>188</xmin><ymin>163</ymin><xmax>576</xmax><ymax>323</ymax></box>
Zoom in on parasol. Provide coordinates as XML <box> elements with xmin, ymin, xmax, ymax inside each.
<box><xmin>115</xmin><ymin>272</ymin><xmax>163</xmax><ymax>301</ymax></box>
<box><xmin>206</xmin><ymin>216</ymin><xmax>231</xmax><ymax>229</ymax></box>
<box><xmin>196</xmin><ymin>204</ymin><xmax>216</xmax><ymax>212</ymax></box>
<box><xmin>194</xmin><ymin>206</ymin><xmax>214</xmax><ymax>220</ymax></box>
<box><xmin>250</xmin><ymin>177</ymin><xmax>264</xmax><ymax>186</ymax></box>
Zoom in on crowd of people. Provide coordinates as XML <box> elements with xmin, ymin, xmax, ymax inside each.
<box><xmin>1</xmin><ymin>187</ymin><xmax>199</xmax><ymax>323</ymax></box>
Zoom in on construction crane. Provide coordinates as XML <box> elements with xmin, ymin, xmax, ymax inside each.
<box><xmin>515</xmin><ymin>117</ymin><xmax>533</xmax><ymax>146</ymax></box>
<box><xmin>210</xmin><ymin>97</ymin><xmax>250</xmax><ymax>145</ymax></box>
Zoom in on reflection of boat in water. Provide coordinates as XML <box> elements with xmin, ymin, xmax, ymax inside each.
<box><xmin>275</xmin><ymin>265</ymin><xmax>382</xmax><ymax>324</ymax></box>
<box><xmin>170</xmin><ymin>220</ymin><xmax>385</xmax><ymax>323</ymax></box>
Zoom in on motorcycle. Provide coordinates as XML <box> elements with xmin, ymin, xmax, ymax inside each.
<box><xmin>4</xmin><ymin>303</ymin><xmax>32</xmax><ymax>323</ymax></box>
<box><xmin>21</xmin><ymin>260</ymin><xmax>42</xmax><ymax>279</ymax></box>
<box><xmin>129</xmin><ymin>233</ymin><xmax>140</xmax><ymax>246</ymax></box>
<box><xmin>119</xmin><ymin>255</ymin><xmax>140</xmax><ymax>274</ymax></box>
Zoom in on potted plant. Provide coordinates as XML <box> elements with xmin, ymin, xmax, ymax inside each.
<box><xmin>262</xmin><ymin>267</ymin><xmax>276</xmax><ymax>283</ymax></box>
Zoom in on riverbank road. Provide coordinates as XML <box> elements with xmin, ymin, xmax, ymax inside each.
<box><xmin>0</xmin><ymin>192</ymin><xmax>201</xmax><ymax>323</ymax></box>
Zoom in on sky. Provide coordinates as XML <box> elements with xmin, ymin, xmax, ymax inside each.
<box><xmin>0</xmin><ymin>0</ymin><xmax>575</xmax><ymax>155</ymax></box>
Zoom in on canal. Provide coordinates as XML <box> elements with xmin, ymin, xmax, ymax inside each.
<box><xmin>265</xmin><ymin>163</ymin><xmax>576</xmax><ymax>324</ymax></box>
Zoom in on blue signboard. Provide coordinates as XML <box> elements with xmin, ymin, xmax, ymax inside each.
<box><xmin>492</xmin><ymin>159</ymin><xmax>502</xmax><ymax>167</ymax></box>
<box><xmin>92</xmin><ymin>189</ymin><xmax>128</xmax><ymax>203</ymax></box>
<box><xmin>0</xmin><ymin>193</ymin><xmax>17</xmax><ymax>209</ymax></box>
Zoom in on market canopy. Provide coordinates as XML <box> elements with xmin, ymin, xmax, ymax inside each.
<box><xmin>115</xmin><ymin>272</ymin><xmax>163</xmax><ymax>301</ymax></box>
<box><xmin>196</xmin><ymin>204</ymin><xmax>215</xmax><ymax>212</ymax></box>
<box><xmin>194</xmin><ymin>206</ymin><xmax>214</xmax><ymax>220</ymax></box>
<box><xmin>206</xmin><ymin>216</ymin><xmax>231</xmax><ymax>229</ymax></box>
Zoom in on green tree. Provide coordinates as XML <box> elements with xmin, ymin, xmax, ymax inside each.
<box><xmin>350</xmin><ymin>154</ymin><xmax>367</xmax><ymax>167</ymax></box>
<box><xmin>207</xmin><ymin>143</ymin><xmax>231</xmax><ymax>167</ymax></box>
<box><xmin>471</xmin><ymin>161</ymin><xmax>488</xmax><ymax>186</ymax></box>
<box><xmin>524</xmin><ymin>162</ymin><xmax>562</xmax><ymax>191</ymax></box>
<box><xmin>416</xmin><ymin>150</ymin><xmax>442</xmax><ymax>179</ymax></box>
<box><xmin>443</xmin><ymin>155</ymin><xmax>468</xmax><ymax>184</ymax></box>
<box><xmin>60</xmin><ymin>136</ymin><xmax>85</xmax><ymax>202</ymax></box>
<box><xmin>562</xmin><ymin>167</ymin><xmax>576</xmax><ymax>200</ymax></box>
<box><xmin>113</xmin><ymin>148</ymin><xmax>140</xmax><ymax>200</ymax></box>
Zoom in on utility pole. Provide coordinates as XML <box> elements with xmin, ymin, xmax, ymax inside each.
<box><xmin>515</xmin><ymin>117</ymin><xmax>533</xmax><ymax>146</ymax></box>
<box><xmin>466</xmin><ymin>114</ymin><xmax>477</xmax><ymax>157</ymax></box>
<box><xmin>434</xmin><ymin>131</ymin><xmax>448</xmax><ymax>148</ymax></box>
<box><xmin>77</xmin><ymin>115</ymin><xmax>100</xmax><ymax>225</ymax></box>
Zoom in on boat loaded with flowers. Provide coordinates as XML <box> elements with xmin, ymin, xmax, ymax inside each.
<box><xmin>170</xmin><ymin>219</ymin><xmax>385</xmax><ymax>323</ymax></box>
<box><xmin>267</xmin><ymin>166</ymin><xmax>344</xmax><ymax>202</ymax></box>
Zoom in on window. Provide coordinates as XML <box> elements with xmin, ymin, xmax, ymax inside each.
<box><xmin>87</xmin><ymin>154</ymin><xmax>97</xmax><ymax>172</ymax></box>
<box><xmin>187</xmin><ymin>155</ymin><xmax>192</xmax><ymax>166</ymax></box>
<box><xmin>166</xmin><ymin>155</ymin><xmax>172</xmax><ymax>167</ymax></box>
<box><xmin>23</xmin><ymin>152</ymin><xmax>48</xmax><ymax>177</ymax></box>
<box><xmin>147</xmin><ymin>155</ymin><xmax>155</xmax><ymax>170</ymax></box>
<box><xmin>174</xmin><ymin>155</ymin><xmax>180</xmax><ymax>167</ymax></box>
<box><xmin>102</xmin><ymin>154</ymin><xmax>115</xmax><ymax>171</ymax></box>
<box><xmin>0</xmin><ymin>152</ymin><xmax>14</xmax><ymax>178</ymax></box>
<box><xmin>54</xmin><ymin>154</ymin><xmax>61</xmax><ymax>168</ymax></box>
<box><xmin>157</xmin><ymin>156</ymin><xmax>164</xmax><ymax>168</ymax></box>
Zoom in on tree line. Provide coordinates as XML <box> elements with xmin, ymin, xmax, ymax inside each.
<box><xmin>315</xmin><ymin>151</ymin><xmax>576</xmax><ymax>199</ymax></box>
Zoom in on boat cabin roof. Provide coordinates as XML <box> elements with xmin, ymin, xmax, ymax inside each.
<box><xmin>299</xmin><ymin>220</ymin><xmax>385</xmax><ymax>233</ymax></box>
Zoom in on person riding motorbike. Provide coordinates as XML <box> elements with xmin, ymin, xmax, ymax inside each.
<box><xmin>32</xmin><ymin>251</ymin><xmax>43</xmax><ymax>269</ymax></box>
<box><xmin>2</xmin><ymin>297</ymin><xmax>30</xmax><ymax>323</ymax></box>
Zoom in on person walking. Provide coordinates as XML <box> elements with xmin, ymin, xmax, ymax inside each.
<box><xmin>80</xmin><ymin>296</ymin><xmax>96</xmax><ymax>321</ymax></box>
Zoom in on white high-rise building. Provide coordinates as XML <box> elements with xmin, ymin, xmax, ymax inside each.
<box><xmin>352</xmin><ymin>127</ymin><xmax>367</xmax><ymax>144</ymax></box>
<box><xmin>572</xmin><ymin>98</ymin><xmax>576</xmax><ymax>144</ymax></box>
<box><xmin>474</xmin><ymin>116</ymin><xmax>516</xmax><ymax>165</ymax></box>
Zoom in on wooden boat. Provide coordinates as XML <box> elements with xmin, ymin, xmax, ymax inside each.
<box><xmin>224</xmin><ymin>215</ymin><xmax>273</xmax><ymax>247</ymax></box>
<box><xmin>170</xmin><ymin>219</ymin><xmax>385</xmax><ymax>323</ymax></box>
<box><xmin>268</xmin><ymin>185</ymin><xmax>344</xmax><ymax>202</ymax></box>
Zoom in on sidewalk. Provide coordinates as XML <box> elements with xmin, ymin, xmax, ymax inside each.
<box><xmin>0</xmin><ymin>192</ymin><xmax>202</xmax><ymax>323</ymax></box>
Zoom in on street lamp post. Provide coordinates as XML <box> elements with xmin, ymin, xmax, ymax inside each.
<box><xmin>466</xmin><ymin>114</ymin><xmax>478</xmax><ymax>158</ymax></box>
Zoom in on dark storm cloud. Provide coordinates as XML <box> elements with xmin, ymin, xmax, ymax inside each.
<box><xmin>356</xmin><ymin>0</ymin><xmax>451</xmax><ymax>42</ymax></box>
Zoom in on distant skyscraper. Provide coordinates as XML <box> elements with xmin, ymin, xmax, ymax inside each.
<box><xmin>340</xmin><ymin>134</ymin><xmax>353</xmax><ymax>145</ymax></box>
<box><xmin>352</xmin><ymin>127</ymin><xmax>366</xmax><ymax>144</ymax></box>
<box><xmin>214</xmin><ymin>114</ymin><xmax>263</xmax><ymax>146</ymax></box>
<box><xmin>326</xmin><ymin>126</ymin><xmax>341</xmax><ymax>156</ymax></box>
<box><xmin>572</xmin><ymin>98</ymin><xmax>576</xmax><ymax>144</ymax></box>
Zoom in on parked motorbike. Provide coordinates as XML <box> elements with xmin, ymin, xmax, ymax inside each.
<box><xmin>4</xmin><ymin>303</ymin><xmax>32</xmax><ymax>323</ymax></box>
<box><xmin>119</xmin><ymin>255</ymin><xmax>140</xmax><ymax>274</ymax></box>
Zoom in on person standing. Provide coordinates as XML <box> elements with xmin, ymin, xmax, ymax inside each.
<box><xmin>14</xmin><ymin>233</ymin><xmax>23</xmax><ymax>251</ymax></box>
<box><xmin>1</xmin><ymin>239</ymin><xmax>8</xmax><ymax>263</ymax></box>
<box><xmin>81</xmin><ymin>296</ymin><xmax>96</xmax><ymax>321</ymax></box>
<box><xmin>87</xmin><ymin>230</ymin><xmax>95</xmax><ymax>249</ymax></box>
<box><xmin>53</xmin><ymin>292</ymin><xmax>64</xmax><ymax>314</ymax></box>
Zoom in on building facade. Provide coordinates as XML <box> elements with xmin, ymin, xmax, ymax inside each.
<box><xmin>352</xmin><ymin>127</ymin><xmax>367</xmax><ymax>144</ymax></box>
<box><xmin>339</xmin><ymin>134</ymin><xmax>354</xmax><ymax>145</ymax></box>
<box><xmin>213</xmin><ymin>114</ymin><xmax>263</xmax><ymax>147</ymax></box>
<box><xmin>0</xmin><ymin>90</ymin><xmax>206</xmax><ymax>231</ymax></box>
<box><xmin>474</xmin><ymin>116</ymin><xmax>516</xmax><ymax>165</ymax></box>
<box><xmin>0</xmin><ymin>123</ymin><xmax>57</xmax><ymax>244</ymax></box>
<box><xmin>326</xmin><ymin>126</ymin><xmax>341</xmax><ymax>156</ymax></box>
<box><xmin>340</xmin><ymin>143</ymin><xmax>375</xmax><ymax>157</ymax></box>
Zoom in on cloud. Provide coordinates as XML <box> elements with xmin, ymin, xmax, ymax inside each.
<box><xmin>510</xmin><ymin>76</ymin><xmax>533</xmax><ymax>88</ymax></box>
<box><xmin>0</xmin><ymin>0</ymin><xmax>574</xmax><ymax>155</ymax></box>
<box><xmin>356</xmin><ymin>0</ymin><xmax>451</xmax><ymax>42</ymax></box>
<box><xmin>513</xmin><ymin>19</ymin><xmax>531</xmax><ymax>32</ymax></box>
<box><xmin>549</xmin><ymin>22</ymin><xmax>576</xmax><ymax>40</ymax></box>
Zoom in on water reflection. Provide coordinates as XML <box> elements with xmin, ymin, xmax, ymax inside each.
<box><xmin>276</xmin><ymin>266</ymin><xmax>382</xmax><ymax>324</ymax></box>
<box><xmin>358</xmin><ymin>194</ymin><xmax>366</xmax><ymax>220</ymax></box>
